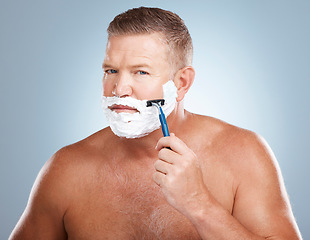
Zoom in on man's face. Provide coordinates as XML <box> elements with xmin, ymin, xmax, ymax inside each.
<box><xmin>102</xmin><ymin>33</ymin><xmax>171</xmax><ymax>113</ymax></box>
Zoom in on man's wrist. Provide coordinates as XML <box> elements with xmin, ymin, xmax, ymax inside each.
<box><xmin>182</xmin><ymin>188</ymin><xmax>214</xmax><ymax>225</ymax></box>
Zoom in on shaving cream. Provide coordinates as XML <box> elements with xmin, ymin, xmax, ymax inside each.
<box><xmin>102</xmin><ymin>80</ymin><xmax>178</xmax><ymax>138</ymax></box>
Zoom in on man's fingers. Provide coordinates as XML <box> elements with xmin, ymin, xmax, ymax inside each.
<box><xmin>152</xmin><ymin>171</ymin><xmax>165</xmax><ymax>187</ymax></box>
<box><xmin>155</xmin><ymin>133</ymin><xmax>188</xmax><ymax>155</ymax></box>
<box><xmin>158</xmin><ymin>148</ymin><xmax>178</xmax><ymax>164</ymax></box>
<box><xmin>154</xmin><ymin>159</ymin><xmax>172</xmax><ymax>174</ymax></box>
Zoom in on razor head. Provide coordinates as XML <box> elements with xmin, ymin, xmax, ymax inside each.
<box><xmin>146</xmin><ymin>99</ymin><xmax>165</xmax><ymax>107</ymax></box>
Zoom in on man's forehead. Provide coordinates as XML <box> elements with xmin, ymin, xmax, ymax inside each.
<box><xmin>104</xmin><ymin>33</ymin><xmax>168</xmax><ymax>60</ymax></box>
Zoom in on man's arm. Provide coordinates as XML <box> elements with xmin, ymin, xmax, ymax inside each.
<box><xmin>153</xmin><ymin>132</ymin><xmax>302</xmax><ymax>240</ymax></box>
<box><xmin>10</xmin><ymin>150</ymin><xmax>71</xmax><ymax>240</ymax></box>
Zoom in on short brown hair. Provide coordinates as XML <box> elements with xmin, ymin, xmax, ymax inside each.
<box><xmin>107</xmin><ymin>7</ymin><xmax>193</xmax><ymax>75</ymax></box>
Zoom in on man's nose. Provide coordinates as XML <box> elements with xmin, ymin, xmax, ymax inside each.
<box><xmin>112</xmin><ymin>74</ymin><xmax>132</xmax><ymax>97</ymax></box>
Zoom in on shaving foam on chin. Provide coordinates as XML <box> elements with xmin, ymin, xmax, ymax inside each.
<box><xmin>102</xmin><ymin>80</ymin><xmax>178</xmax><ymax>138</ymax></box>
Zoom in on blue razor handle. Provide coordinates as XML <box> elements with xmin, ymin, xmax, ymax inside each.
<box><xmin>158</xmin><ymin>105</ymin><xmax>170</xmax><ymax>137</ymax></box>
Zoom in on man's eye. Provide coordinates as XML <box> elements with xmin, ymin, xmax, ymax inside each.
<box><xmin>106</xmin><ymin>69</ymin><xmax>118</xmax><ymax>74</ymax></box>
<box><xmin>138</xmin><ymin>71</ymin><xmax>148</xmax><ymax>75</ymax></box>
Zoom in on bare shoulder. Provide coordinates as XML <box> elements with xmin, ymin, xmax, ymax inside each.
<box><xmin>212</xmin><ymin>118</ymin><xmax>279</xmax><ymax>178</ymax></box>
<box><xmin>198</xmin><ymin>115</ymin><xmax>302</xmax><ymax>238</ymax></box>
<box><xmin>201</xmin><ymin>115</ymin><xmax>284</xmax><ymax>186</ymax></box>
<box><xmin>189</xmin><ymin>114</ymin><xmax>280</xmax><ymax>186</ymax></box>
<box><xmin>53</xmin><ymin>126</ymin><xmax>114</xmax><ymax>164</ymax></box>
<box><xmin>191</xmin><ymin>114</ymin><xmax>301</xmax><ymax>238</ymax></box>
<box><xmin>40</xmin><ymin>127</ymin><xmax>114</xmax><ymax>189</ymax></box>
<box><xmin>193</xmin><ymin>114</ymin><xmax>275</xmax><ymax>167</ymax></box>
<box><xmin>9</xmin><ymin>127</ymin><xmax>112</xmax><ymax>240</ymax></box>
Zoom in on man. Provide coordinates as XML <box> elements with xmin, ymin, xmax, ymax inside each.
<box><xmin>10</xmin><ymin>7</ymin><xmax>302</xmax><ymax>240</ymax></box>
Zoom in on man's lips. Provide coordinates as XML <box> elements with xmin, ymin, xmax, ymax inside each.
<box><xmin>109</xmin><ymin>104</ymin><xmax>139</xmax><ymax>113</ymax></box>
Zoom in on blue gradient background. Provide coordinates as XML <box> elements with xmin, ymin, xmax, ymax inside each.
<box><xmin>1</xmin><ymin>0</ymin><xmax>309</xmax><ymax>238</ymax></box>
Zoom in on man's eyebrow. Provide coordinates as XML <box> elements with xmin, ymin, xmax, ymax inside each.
<box><xmin>102</xmin><ymin>63</ymin><xmax>152</xmax><ymax>69</ymax></box>
<box><xmin>102</xmin><ymin>63</ymin><xmax>113</xmax><ymax>69</ymax></box>
<box><xmin>130</xmin><ymin>64</ymin><xmax>152</xmax><ymax>69</ymax></box>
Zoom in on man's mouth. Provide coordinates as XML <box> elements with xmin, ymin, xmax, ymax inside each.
<box><xmin>109</xmin><ymin>104</ymin><xmax>139</xmax><ymax>113</ymax></box>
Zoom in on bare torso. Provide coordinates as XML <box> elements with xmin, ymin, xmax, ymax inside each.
<box><xmin>61</xmin><ymin>114</ymin><xmax>236</xmax><ymax>239</ymax></box>
<box><xmin>10</xmin><ymin>108</ymin><xmax>301</xmax><ymax>240</ymax></box>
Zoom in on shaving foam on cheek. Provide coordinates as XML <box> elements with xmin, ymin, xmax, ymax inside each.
<box><xmin>102</xmin><ymin>80</ymin><xmax>178</xmax><ymax>138</ymax></box>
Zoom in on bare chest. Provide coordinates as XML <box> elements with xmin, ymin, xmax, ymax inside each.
<box><xmin>64</xmin><ymin>164</ymin><xmax>202</xmax><ymax>240</ymax></box>
<box><xmin>64</xmin><ymin>150</ymin><xmax>235</xmax><ymax>240</ymax></box>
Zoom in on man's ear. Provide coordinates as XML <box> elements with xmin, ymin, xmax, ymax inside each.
<box><xmin>173</xmin><ymin>66</ymin><xmax>195</xmax><ymax>102</ymax></box>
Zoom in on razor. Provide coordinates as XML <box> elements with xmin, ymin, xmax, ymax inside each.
<box><xmin>146</xmin><ymin>99</ymin><xmax>170</xmax><ymax>137</ymax></box>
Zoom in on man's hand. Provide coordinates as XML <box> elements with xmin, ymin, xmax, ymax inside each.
<box><xmin>153</xmin><ymin>133</ymin><xmax>209</xmax><ymax>216</ymax></box>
